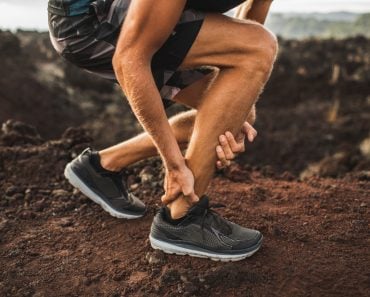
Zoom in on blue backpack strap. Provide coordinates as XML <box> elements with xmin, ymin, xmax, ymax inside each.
<box><xmin>48</xmin><ymin>0</ymin><xmax>92</xmax><ymax>16</ymax></box>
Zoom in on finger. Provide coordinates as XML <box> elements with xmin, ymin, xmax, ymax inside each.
<box><xmin>185</xmin><ymin>192</ymin><xmax>199</xmax><ymax>204</ymax></box>
<box><xmin>247</xmin><ymin>126</ymin><xmax>257</xmax><ymax>142</ymax></box>
<box><xmin>235</xmin><ymin>131</ymin><xmax>245</xmax><ymax>143</ymax></box>
<box><xmin>216</xmin><ymin>160</ymin><xmax>224</xmax><ymax>170</ymax></box>
<box><xmin>219</xmin><ymin>135</ymin><xmax>235</xmax><ymax>160</ymax></box>
<box><xmin>243</xmin><ymin>122</ymin><xmax>257</xmax><ymax>142</ymax></box>
<box><xmin>216</xmin><ymin>145</ymin><xmax>229</xmax><ymax>167</ymax></box>
<box><xmin>225</xmin><ymin>131</ymin><xmax>244</xmax><ymax>153</ymax></box>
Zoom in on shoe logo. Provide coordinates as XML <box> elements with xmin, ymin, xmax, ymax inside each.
<box><xmin>210</xmin><ymin>227</ymin><xmax>237</xmax><ymax>248</ymax></box>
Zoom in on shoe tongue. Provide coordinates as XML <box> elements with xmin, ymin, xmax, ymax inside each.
<box><xmin>188</xmin><ymin>195</ymin><xmax>232</xmax><ymax>235</ymax></box>
<box><xmin>187</xmin><ymin>195</ymin><xmax>209</xmax><ymax>216</ymax></box>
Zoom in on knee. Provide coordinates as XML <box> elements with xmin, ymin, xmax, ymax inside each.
<box><xmin>259</xmin><ymin>27</ymin><xmax>278</xmax><ymax>65</ymax></box>
<box><xmin>246</xmin><ymin>105</ymin><xmax>256</xmax><ymax>125</ymax></box>
<box><xmin>240</xmin><ymin>24</ymin><xmax>278</xmax><ymax>73</ymax></box>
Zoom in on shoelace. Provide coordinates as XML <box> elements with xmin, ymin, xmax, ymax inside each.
<box><xmin>199</xmin><ymin>203</ymin><xmax>231</xmax><ymax>239</ymax></box>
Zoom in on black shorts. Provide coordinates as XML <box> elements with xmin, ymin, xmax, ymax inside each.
<box><xmin>48</xmin><ymin>0</ymin><xmax>244</xmax><ymax>108</ymax></box>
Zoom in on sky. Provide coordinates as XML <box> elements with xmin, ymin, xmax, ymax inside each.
<box><xmin>1</xmin><ymin>0</ymin><xmax>370</xmax><ymax>31</ymax></box>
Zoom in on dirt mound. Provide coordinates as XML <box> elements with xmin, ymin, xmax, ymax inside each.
<box><xmin>0</xmin><ymin>30</ymin><xmax>138</xmax><ymax>143</ymax></box>
<box><xmin>240</xmin><ymin>37</ymin><xmax>370</xmax><ymax>176</ymax></box>
<box><xmin>0</xmin><ymin>124</ymin><xmax>369</xmax><ymax>296</ymax></box>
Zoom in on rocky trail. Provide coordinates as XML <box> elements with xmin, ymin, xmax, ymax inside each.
<box><xmin>0</xmin><ymin>124</ymin><xmax>369</xmax><ymax>297</ymax></box>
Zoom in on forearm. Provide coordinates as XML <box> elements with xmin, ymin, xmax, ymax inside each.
<box><xmin>236</xmin><ymin>0</ymin><xmax>273</xmax><ymax>24</ymax></box>
<box><xmin>114</xmin><ymin>54</ymin><xmax>185</xmax><ymax>170</ymax></box>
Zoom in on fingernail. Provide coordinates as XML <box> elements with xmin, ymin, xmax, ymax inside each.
<box><xmin>216</xmin><ymin>146</ymin><xmax>222</xmax><ymax>152</ymax></box>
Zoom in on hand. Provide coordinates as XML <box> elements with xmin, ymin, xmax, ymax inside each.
<box><xmin>216</xmin><ymin>121</ymin><xmax>257</xmax><ymax>169</ymax></box>
<box><xmin>161</xmin><ymin>165</ymin><xmax>199</xmax><ymax>206</ymax></box>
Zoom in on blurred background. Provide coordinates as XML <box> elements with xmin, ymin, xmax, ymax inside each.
<box><xmin>0</xmin><ymin>0</ymin><xmax>369</xmax><ymax>178</ymax></box>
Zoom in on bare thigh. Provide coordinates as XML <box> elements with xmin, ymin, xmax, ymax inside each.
<box><xmin>172</xmin><ymin>13</ymin><xmax>275</xmax><ymax>109</ymax></box>
<box><xmin>179</xmin><ymin>13</ymin><xmax>275</xmax><ymax>70</ymax></box>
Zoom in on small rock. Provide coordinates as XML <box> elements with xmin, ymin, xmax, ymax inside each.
<box><xmin>1</xmin><ymin>120</ymin><xmax>43</xmax><ymax>146</ymax></box>
<box><xmin>59</xmin><ymin>218</ymin><xmax>73</xmax><ymax>227</ymax></box>
<box><xmin>130</xmin><ymin>183</ymin><xmax>140</xmax><ymax>191</ymax></box>
<box><xmin>183</xmin><ymin>281</ymin><xmax>198</xmax><ymax>295</ymax></box>
<box><xmin>13</xmin><ymin>193</ymin><xmax>24</xmax><ymax>201</ymax></box>
<box><xmin>52</xmin><ymin>189</ymin><xmax>69</xmax><ymax>198</ymax></box>
<box><xmin>360</xmin><ymin>202</ymin><xmax>367</xmax><ymax>208</ymax></box>
<box><xmin>280</xmin><ymin>171</ymin><xmax>296</xmax><ymax>181</ymax></box>
<box><xmin>160</xmin><ymin>268</ymin><xmax>180</xmax><ymax>285</ymax></box>
<box><xmin>19</xmin><ymin>210</ymin><xmax>36</xmax><ymax>220</ymax></box>
<box><xmin>272</xmin><ymin>226</ymin><xmax>283</xmax><ymax>236</ymax></box>
<box><xmin>354</xmin><ymin>171</ymin><xmax>370</xmax><ymax>181</ymax></box>
<box><xmin>145</xmin><ymin>250</ymin><xmax>166</xmax><ymax>265</ymax></box>
<box><xmin>139</xmin><ymin>166</ymin><xmax>155</xmax><ymax>183</ymax></box>
<box><xmin>38</xmin><ymin>189</ymin><xmax>51</xmax><ymax>195</ymax></box>
<box><xmin>0</xmin><ymin>218</ymin><xmax>9</xmax><ymax>232</ymax></box>
<box><xmin>333</xmin><ymin>206</ymin><xmax>343</xmax><ymax>213</ymax></box>
<box><xmin>33</xmin><ymin>200</ymin><xmax>47</xmax><ymax>212</ymax></box>
<box><xmin>5</xmin><ymin>186</ymin><xmax>22</xmax><ymax>196</ymax></box>
<box><xmin>112</xmin><ymin>271</ymin><xmax>125</xmax><ymax>282</ymax></box>
<box><xmin>61</xmin><ymin>127</ymin><xmax>92</xmax><ymax>146</ymax></box>
<box><xmin>126</xmin><ymin>175</ymin><xmax>139</xmax><ymax>187</ymax></box>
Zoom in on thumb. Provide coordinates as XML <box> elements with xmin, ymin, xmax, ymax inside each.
<box><xmin>183</xmin><ymin>185</ymin><xmax>199</xmax><ymax>203</ymax></box>
<box><xmin>187</xmin><ymin>192</ymin><xmax>199</xmax><ymax>203</ymax></box>
<box><xmin>161</xmin><ymin>188</ymin><xmax>181</xmax><ymax>205</ymax></box>
<box><xmin>182</xmin><ymin>185</ymin><xmax>199</xmax><ymax>203</ymax></box>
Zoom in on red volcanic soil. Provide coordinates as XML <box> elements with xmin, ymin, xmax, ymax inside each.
<box><xmin>0</xmin><ymin>125</ymin><xmax>369</xmax><ymax>297</ymax></box>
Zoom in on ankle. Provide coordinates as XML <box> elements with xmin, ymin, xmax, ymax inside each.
<box><xmin>168</xmin><ymin>197</ymin><xmax>193</xmax><ymax>219</ymax></box>
<box><xmin>99</xmin><ymin>151</ymin><xmax>123</xmax><ymax>172</ymax></box>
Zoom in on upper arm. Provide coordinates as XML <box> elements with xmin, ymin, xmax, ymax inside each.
<box><xmin>114</xmin><ymin>0</ymin><xmax>186</xmax><ymax>62</ymax></box>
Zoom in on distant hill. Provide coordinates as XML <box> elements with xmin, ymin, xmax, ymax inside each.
<box><xmin>266</xmin><ymin>12</ymin><xmax>370</xmax><ymax>39</ymax></box>
<box><xmin>278</xmin><ymin>12</ymin><xmax>359</xmax><ymax>22</ymax></box>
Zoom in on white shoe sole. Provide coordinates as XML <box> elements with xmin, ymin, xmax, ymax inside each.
<box><xmin>149</xmin><ymin>235</ymin><xmax>262</xmax><ymax>262</ymax></box>
<box><xmin>64</xmin><ymin>163</ymin><xmax>144</xmax><ymax>219</ymax></box>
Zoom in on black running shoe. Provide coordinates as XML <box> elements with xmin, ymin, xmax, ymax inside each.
<box><xmin>150</xmin><ymin>196</ymin><xmax>263</xmax><ymax>262</ymax></box>
<box><xmin>64</xmin><ymin>148</ymin><xmax>146</xmax><ymax>219</ymax></box>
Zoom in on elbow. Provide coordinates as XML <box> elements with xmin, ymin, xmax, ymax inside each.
<box><xmin>112</xmin><ymin>50</ymin><xmax>126</xmax><ymax>76</ymax></box>
<box><xmin>112</xmin><ymin>44</ymin><xmax>134</xmax><ymax>78</ymax></box>
<box><xmin>112</xmin><ymin>46</ymin><xmax>151</xmax><ymax>80</ymax></box>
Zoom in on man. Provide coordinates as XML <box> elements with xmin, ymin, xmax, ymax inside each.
<box><xmin>49</xmin><ymin>0</ymin><xmax>277</xmax><ymax>261</ymax></box>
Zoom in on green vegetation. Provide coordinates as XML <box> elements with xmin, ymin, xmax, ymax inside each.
<box><xmin>266</xmin><ymin>12</ymin><xmax>370</xmax><ymax>39</ymax></box>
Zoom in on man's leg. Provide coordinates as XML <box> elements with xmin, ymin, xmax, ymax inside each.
<box><xmin>99</xmin><ymin>68</ymin><xmax>256</xmax><ymax>172</ymax></box>
<box><xmin>164</xmin><ymin>14</ymin><xmax>278</xmax><ymax>218</ymax></box>
<box><xmin>99</xmin><ymin>72</ymin><xmax>216</xmax><ymax>172</ymax></box>
<box><xmin>99</xmin><ymin>109</ymin><xmax>195</xmax><ymax>171</ymax></box>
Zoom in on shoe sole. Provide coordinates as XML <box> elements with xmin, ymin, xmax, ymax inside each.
<box><xmin>64</xmin><ymin>163</ymin><xmax>144</xmax><ymax>219</ymax></box>
<box><xmin>149</xmin><ymin>235</ymin><xmax>263</xmax><ymax>262</ymax></box>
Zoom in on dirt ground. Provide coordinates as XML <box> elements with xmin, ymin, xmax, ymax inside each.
<box><xmin>0</xmin><ymin>127</ymin><xmax>369</xmax><ymax>297</ymax></box>
<box><xmin>1</xmin><ymin>29</ymin><xmax>369</xmax><ymax>297</ymax></box>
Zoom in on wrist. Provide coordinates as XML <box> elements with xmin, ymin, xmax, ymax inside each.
<box><xmin>165</xmin><ymin>157</ymin><xmax>186</xmax><ymax>171</ymax></box>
